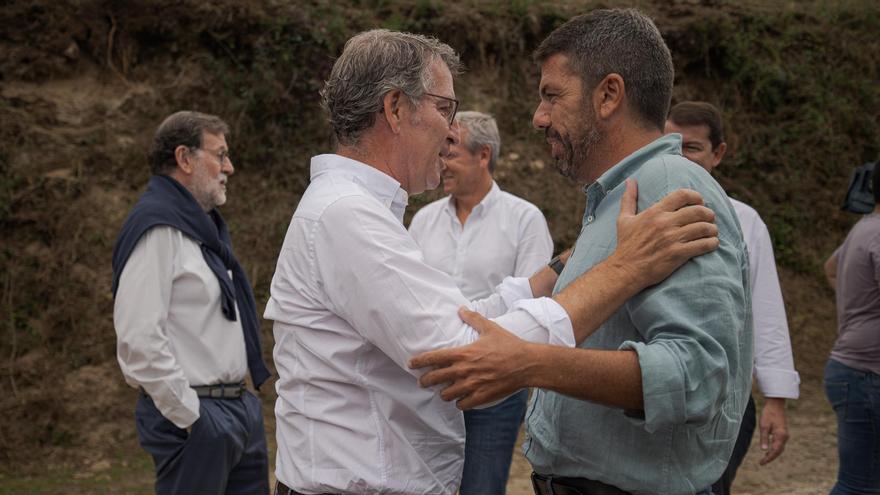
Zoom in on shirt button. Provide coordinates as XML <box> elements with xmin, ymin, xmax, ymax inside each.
<box><xmin>587</xmin><ymin>215</ymin><xmax>594</xmax><ymax>223</ymax></box>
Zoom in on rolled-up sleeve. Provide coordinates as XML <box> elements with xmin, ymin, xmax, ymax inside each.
<box><xmin>611</xmin><ymin>164</ymin><xmax>751</xmax><ymax>432</ymax></box>
<box><xmin>620</xmin><ymin>234</ymin><xmax>748</xmax><ymax>432</ymax></box>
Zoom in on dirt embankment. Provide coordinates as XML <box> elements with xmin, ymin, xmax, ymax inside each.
<box><xmin>1</xmin><ymin>1</ymin><xmax>878</xmax><ymax>491</ymax></box>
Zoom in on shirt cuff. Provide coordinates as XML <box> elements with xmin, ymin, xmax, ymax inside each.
<box><xmin>510</xmin><ymin>297</ymin><xmax>576</xmax><ymax>348</ymax></box>
<box><xmin>496</xmin><ymin>277</ymin><xmax>533</xmax><ymax>310</ymax></box>
<box><xmin>143</xmin><ymin>384</ymin><xmax>201</xmax><ymax>428</ymax></box>
<box><xmin>755</xmin><ymin>366</ymin><xmax>800</xmax><ymax>399</ymax></box>
<box><xmin>618</xmin><ymin>340</ymin><xmax>683</xmax><ymax>432</ymax></box>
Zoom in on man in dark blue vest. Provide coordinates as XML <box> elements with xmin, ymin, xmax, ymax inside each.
<box><xmin>112</xmin><ymin>111</ymin><xmax>271</xmax><ymax>495</ymax></box>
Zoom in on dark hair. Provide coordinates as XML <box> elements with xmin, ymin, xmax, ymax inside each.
<box><xmin>149</xmin><ymin>111</ymin><xmax>229</xmax><ymax>175</ymax></box>
<box><xmin>534</xmin><ymin>8</ymin><xmax>674</xmax><ymax>131</ymax></box>
<box><xmin>668</xmin><ymin>101</ymin><xmax>726</xmax><ymax>150</ymax></box>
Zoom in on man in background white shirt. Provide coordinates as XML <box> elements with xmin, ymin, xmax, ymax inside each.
<box><xmin>112</xmin><ymin>111</ymin><xmax>271</xmax><ymax>495</ymax></box>
<box><xmin>665</xmin><ymin>101</ymin><xmax>801</xmax><ymax>495</ymax></box>
<box><xmin>409</xmin><ymin>111</ymin><xmax>553</xmax><ymax>495</ymax></box>
<box><xmin>264</xmin><ymin>29</ymin><xmax>720</xmax><ymax>495</ymax></box>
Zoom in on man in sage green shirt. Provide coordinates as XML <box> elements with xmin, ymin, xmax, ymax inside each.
<box><xmin>411</xmin><ymin>9</ymin><xmax>752</xmax><ymax>495</ymax></box>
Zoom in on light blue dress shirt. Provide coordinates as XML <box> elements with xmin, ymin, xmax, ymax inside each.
<box><xmin>524</xmin><ymin>134</ymin><xmax>753</xmax><ymax>495</ymax></box>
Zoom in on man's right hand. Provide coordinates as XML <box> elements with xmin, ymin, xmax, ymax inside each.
<box><xmin>610</xmin><ymin>179</ymin><xmax>719</xmax><ymax>289</ymax></box>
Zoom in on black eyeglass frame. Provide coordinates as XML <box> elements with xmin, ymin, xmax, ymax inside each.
<box><xmin>422</xmin><ymin>91</ymin><xmax>460</xmax><ymax>126</ymax></box>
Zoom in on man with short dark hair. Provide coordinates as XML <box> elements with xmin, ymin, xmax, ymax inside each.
<box><xmin>665</xmin><ymin>101</ymin><xmax>801</xmax><ymax>495</ymax></box>
<box><xmin>265</xmin><ymin>28</ymin><xmax>721</xmax><ymax>495</ymax></box>
<box><xmin>412</xmin><ymin>10</ymin><xmax>752</xmax><ymax>494</ymax></box>
<box><xmin>112</xmin><ymin>111</ymin><xmax>271</xmax><ymax>495</ymax></box>
<box><xmin>409</xmin><ymin>110</ymin><xmax>553</xmax><ymax>494</ymax></box>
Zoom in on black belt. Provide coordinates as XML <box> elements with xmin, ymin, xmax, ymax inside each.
<box><xmin>275</xmin><ymin>481</ymin><xmax>337</xmax><ymax>495</ymax></box>
<box><xmin>191</xmin><ymin>382</ymin><xmax>246</xmax><ymax>399</ymax></box>
<box><xmin>532</xmin><ymin>472</ymin><xmax>632</xmax><ymax>495</ymax></box>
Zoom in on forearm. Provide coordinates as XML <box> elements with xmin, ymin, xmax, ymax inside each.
<box><xmin>552</xmin><ymin>255</ymin><xmax>641</xmax><ymax>344</ymax></box>
<box><xmin>524</xmin><ymin>344</ymin><xmax>644</xmax><ymax>410</ymax></box>
<box><xmin>529</xmin><ymin>265</ymin><xmax>559</xmax><ymax>298</ymax></box>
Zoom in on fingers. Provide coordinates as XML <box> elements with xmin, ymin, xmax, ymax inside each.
<box><xmin>409</xmin><ymin>348</ymin><xmax>456</xmax><ymax>370</ymax></box>
<box><xmin>760</xmin><ymin>423</ymin><xmax>771</xmax><ymax>452</ymax></box>
<box><xmin>668</xmin><ymin>204</ymin><xmax>716</xmax><ymax>226</ymax></box>
<box><xmin>675</xmin><ymin>222</ymin><xmax>719</xmax><ymax>243</ymax></box>
<box><xmin>669</xmin><ymin>238</ymin><xmax>720</xmax><ymax>264</ymax></box>
<box><xmin>758</xmin><ymin>423</ymin><xmax>789</xmax><ymax>466</ymax></box>
<box><xmin>759</xmin><ymin>435</ymin><xmax>787</xmax><ymax>465</ymax></box>
<box><xmin>459</xmin><ymin>306</ymin><xmax>493</xmax><ymax>335</ymax></box>
<box><xmin>618</xmin><ymin>178</ymin><xmax>638</xmax><ymax>217</ymax></box>
<box><xmin>417</xmin><ymin>364</ymin><xmax>460</xmax><ymax>388</ymax></box>
<box><xmin>652</xmin><ymin>188</ymin><xmax>705</xmax><ymax>212</ymax></box>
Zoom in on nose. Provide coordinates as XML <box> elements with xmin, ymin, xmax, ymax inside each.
<box><xmin>223</xmin><ymin>157</ymin><xmax>235</xmax><ymax>176</ymax></box>
<box><xmin>533</xmin><ymin>100</ymin><xmax>550</xmax><ymax>130</ymax></box>
<box><xmin>447</xmin><ymin>119</ymin><xmax>461</xmax><ymax>146</ymax></box>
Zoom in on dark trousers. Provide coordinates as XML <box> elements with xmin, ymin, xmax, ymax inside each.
<box><xmin>825</xmin><ymin>358</ymin><xmax>880</xmax><ymax>494</ymax></box>
<box><xmin>135</xmin><ymin>390</ymin><xmax>269</xmax><ymax>495</ymax></box>
<box><xmin>460</xmin><ymin>389</ymin><xmax>529</xmax><ymax>495</ymax></box>
<box><xmin>711</xmin><ymin>395</ymin><xmax>757</xmax><ymax>495</ymax></box>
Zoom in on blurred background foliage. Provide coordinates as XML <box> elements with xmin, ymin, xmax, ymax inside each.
<box><xmin>0</xmin><ymin>0</ymin><xmax>878</xmax><ymax>466</ymax></box>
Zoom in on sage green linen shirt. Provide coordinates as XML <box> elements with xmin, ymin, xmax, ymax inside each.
<box><xmin>524</xmin><ymin>134</ymin><xmax>753</xmax><ymax>495</ymax></box>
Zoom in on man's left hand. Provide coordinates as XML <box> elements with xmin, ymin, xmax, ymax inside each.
<box><xmin>758</xmin><ymin>397</ymin><xmax>789</xmax><ymax>465</ymax></box>
<box><xmin>409</xmin><ymin>307</ymin><xmax>534</xmax><ymax>410</ymax></box>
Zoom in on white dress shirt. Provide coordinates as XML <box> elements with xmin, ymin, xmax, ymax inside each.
<box><xmin>264</xmin><ymin>154</ymin><xmax>573</xmax><ymax>495</ymax></box>
<box><xmin>114</xmin><ymin>226</ymin><xmax>248</xmax><ymax>428</ymax></box>
<box><xmin>731</xmin><ymin>198</ymin><xmax>800</xmax><ymax>399</ymax></box>
<box><xmin>409</xmin><ymin>182</ymin><xmax>553</xmax><ymax>300</ymax></box>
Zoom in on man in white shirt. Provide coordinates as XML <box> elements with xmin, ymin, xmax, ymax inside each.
<box><xmin>665</xmin><ymin>101</ymin><xmax>801</xmax><ymax>495</ymax></box>
<box><xmin>265</xmin><ymin>29</ymin><xmax>720</xmax><ymax>495</ymax></box>
<box><xmin>112</xmin><ymin>111</ymin><xmax>271</xmax><ymax>495</ymax></box>
<box><xmin>409</xmin><ymin>110</ymin><xmax>553</xmax><ymax>495</ymax></box>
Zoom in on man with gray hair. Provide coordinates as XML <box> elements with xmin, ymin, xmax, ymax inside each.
<box><xmin>112</xmin><ymin>111</ymin><xmax>271</xmax><ymax>494</ymax></box>
<box><xmin>265</xmin><ymin>28</ymin><xmax>720</xmax><ymax>495</ymax></box>
<box><xmin>412</xmin><ymin>9</ymin><xmax>751</xmax><ymax>495</ymax></box>
<box><xmin>409</xmin><ymin>111</ymin><xmax>553</xmax><ymax>494</ymax></box>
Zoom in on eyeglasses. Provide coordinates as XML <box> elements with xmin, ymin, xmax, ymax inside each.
<box><xmin>193</xmin><ymin>147</ymin><xmax>231</xmax><ymax>165</ymax></box>
<box><xmin>423</xmin><ymin>92</ymin><xmax>460</xmax><ymax>126</ymax></box>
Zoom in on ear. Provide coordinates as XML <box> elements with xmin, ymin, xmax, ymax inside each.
<box><xmin>174</xmin><ymin>145</ymin><xmax>196</xmax><ymax>175</ymax></box>
<box><xmin>712</xmin><ymin>142</ymin><xmax>728</xmax><ymax>168</ymax></box>
<box><xmin>478</xmin><ymin>145</ymin><xmax>492</xmax><ymax>171</ymax></box>
<box><xmin>382</xmin><ymin>89</ymin><xmax>406</xmax><ymax>134</ymax></box>
<box><xmin>594</xmin><ymin>73</ymin><xmax>625</xmax><ymax>120</ymax></box>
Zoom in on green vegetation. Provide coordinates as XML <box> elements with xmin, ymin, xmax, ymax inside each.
<box><xmin>0</xmin><ymin>0</ymin><xmax>877</xmax><ymax>473</ymax></box>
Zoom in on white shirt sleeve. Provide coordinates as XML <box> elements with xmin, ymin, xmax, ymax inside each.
<box><xmin>313</xmin><ymin>196</ymin><xmax>574</xmax><ymax>376</ymax></box>
<box><xmin>513</xmin><ymin>206</ymin><xmax>555</xmax><ymax>278</ymax></box>
<box><xmin>113</xmin><ymin>227</ymin><xmax>201</xmax><ymax>427</ymax></box>
<box><xmin>747</xmin><ymin>218</ymin><xmax>800</xmax><ymax>399</ymax></box>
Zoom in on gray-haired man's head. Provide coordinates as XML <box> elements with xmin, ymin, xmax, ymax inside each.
<box><xmin>456</xmin><ymin>111</ymin><xmax>501</xmax><ymax>173</ymax></box>
<box><xmin>321</xmin><ymin>29</ymin><xmax>462</xmax><ymax>146</ymax></box>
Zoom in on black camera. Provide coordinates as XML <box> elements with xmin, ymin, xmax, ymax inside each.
<box><xmin>842</xmin><ymin>161</ymin><xmax>876</xmax><ymax>214</ymax></box>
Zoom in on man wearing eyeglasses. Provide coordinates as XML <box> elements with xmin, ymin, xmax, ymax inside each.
<box><xmin>264</xmin><ymin>29</ymin><xmax>720</xmax><ymax>495</ymax></box>
<box><xmin>112</xmin><ymin>111</ymin><xmax>271</xmax><ymax>495</ymax></box>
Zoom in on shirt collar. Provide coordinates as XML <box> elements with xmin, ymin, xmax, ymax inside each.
<box><xmin>582</xmin><ymin>134</ymin><xmax>681</xmax><ymax>225</ymax></box>
<box><xmin>443</xmin><ymin>180</ymin><xmax>500</xmax><ymax>217</ymax></box>
<box><xmin>310</xmin><ymin>154</ymin><xmax>410</xmax><ymax>222</ymax></box>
